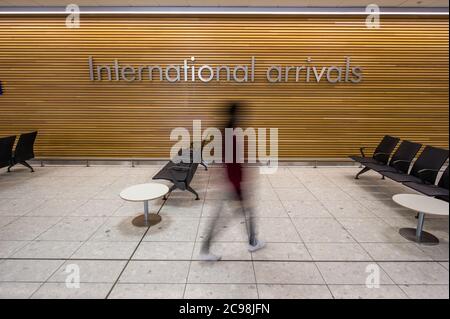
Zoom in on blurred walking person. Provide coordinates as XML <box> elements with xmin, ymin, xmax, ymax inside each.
<box><xmin>200</xmin><ymin>102</ymin><xmax>265</xmax><ymax>261</ymax></box>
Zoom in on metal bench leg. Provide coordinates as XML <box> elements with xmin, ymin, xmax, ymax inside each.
<box><xmin>355</xmin><ymin>167</ymin><xmax>370</xmax><ymax>179</ymax></box>
<box><xmin>20</xmin><ymin>161</ymin><xmax>34</xmax><ymax>172</ymax></box>
<box><xmin>200</xmin><ymin>160</ymin><xmax>208</xmax><ymax>171</ymax></box>
<box><xmin>163</xmin><ymin>185</ymin><xmax>177</xmax><ymax>200</ymax></box>
<box><xmin>187</xmin><ymin>185</ymin><xmax>200</xmax><ymax>200</ymax></box>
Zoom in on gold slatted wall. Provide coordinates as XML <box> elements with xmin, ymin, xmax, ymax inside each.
<box><xmin>0</xmin><ymin>15</ymin><xmax>448</xmax><ymax>159</ymax></box>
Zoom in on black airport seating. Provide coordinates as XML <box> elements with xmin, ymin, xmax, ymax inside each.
<box><xmin>152</xmin><ymin>140</ymin><xmax>209</xmax><ymax>200</ymax></box>
<box><xmin>8</xmin><ymin>131</ymin><xmax>38</xmax><ymax>172</ymax></box>
<box><xmin>381</xmin><ymin>146</ymin><xmax>449</xmax><ymax>183</ymax></box>
<box><xmin>403</xmin><ymin>166</ymin><xmax>449</xmax><ymax>202</ymax></box>
<box><xmin>153</xmin><ymin>161</ymin><xmax>199</xmax><ymax>200</ymax></box>
<box><xmin>354</xmin><ymin>140</ymin><xmax>422</xmax><ymax>179</ymax></box>
<box><xmin>349</xmin><ymin>135</ymin><xmax>400</xmax><ymax>165</ymax></box>
<box><xmin>350</xmin><ymin>137</ymin><xmax>449</xmax><ymax>203</ymax></box>
<box><xmin>0</xmin><ymin>135</ymin><xmax>16</xmax><ymax>170</ymax></box>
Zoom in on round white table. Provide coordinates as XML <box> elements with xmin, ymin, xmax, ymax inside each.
<box><xmin>120</xmin><ymin>183</ymin><xmax>169</xmax><ymax>227</ymax></box>
<box><xmin>393</xmin><ymin>194</ymin><xmax>449</xmax><ymax>245</ymax></box>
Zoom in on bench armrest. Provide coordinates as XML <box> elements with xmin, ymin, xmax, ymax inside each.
<box><xmin>392</xmin><ymin>159</ymin><xmax>411</xmax><ymax>172</ymax></box>
<box><xmin>373</xmin><ymin>152</ymin><xmax>390</xmax><ymax>164</ymax></box>
<box><xmin>417</xmin><ymin>168</ymin><xmax>440</xmax><ymax>184</ymax></box>
<box><xmin>359</xmin><ymin>147</ymin><xmax>366</xmax><ymax>158</ymax></box>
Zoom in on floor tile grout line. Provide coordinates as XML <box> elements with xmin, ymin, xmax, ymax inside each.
<box><xmin>1</xmin><ymin>238</ymin><xmax>448</xmax><ymax>244</ymax></box>
<box><xmin>65</xmin><ymin>215</ymin><xmax>115</xmax><ymax>260</ymax></box>
<box><xmin>240</xmin><ymin>169</ymin><xmax>260</xmax><ymax>299</ymax></box>
<box><xmin>104</xmin><ymin>175</ymin><xmax>171</xmax><ymax>299</ymax></box>
<box><xmin>103</xmin><ymin>229</ymin><xmax>149</xmax><ymax>298</ymax></box>
<box><xmin>2</xmin><ymin>257</ymin><xmax>449</xmax><ymax>263</ymax></box>
<box><xmin>19</xmin><ymin>189</ymin><xmax>116</xmax><ymax>244</ymax></box>
<box><xmin>183</xmin><ymin>169</ymin><xmax>211</xmax><ymax>299</ymax></box>
<box><xmin>375</xmin><ymin>261</ymin><xmax>411</xmax><ymax>295</ymax></box>
<box><xmin>1</xmin><ymin>280</ymin><xmax>449</xmax><ymax>286</ymax></box>
<box><xmin>313</xmin><ymin>260</ymin><xmax>335</xmax><ymax>299</ymax></box>
<box><xmin>317</xmin><ymin>169</ymin><xmax>385</xmax><ymax>257</ymax></box>
<box><xmin>289</xmin><ymin>167</ymin><xmax>365</xmax><ymax>299</ymax></box>
<box><xmin>294</xmin><ymin>167</ymin><xmax>362</xmax><ymax>244</ymax></box>
<box><xmin>28</xmin><ymin>258</ymin><xmax>67</xmax><ymax>299</ymax></box>
<box><xmin>396</xmin><ymin>284</ymin><xmax>413</xmax><ymax>299</ymax></box>
<box><xmin>286</xmin><ymin>169</ymin><xmax>334</xmax><ymax>298</ymax></box>
<box><xmin>323</xmin><ymin>168</ymin><xmax>413</xmax><ymax>260</ymax></box>
<box><xmin>23</xmin><ymin>197</ymin><xmax>90</xmax><ymax>219</ymax></box>
<box><xmin>12</xmin><ymin>216</ymin><xmax>66</xmax><ymax>245</ymax></box>
<box><xmin>28</xmin><ymin>175</ymin><xmax>128</xmax><ymax>299</ymax></box>
<box><xmin>265</xmin><ymin>168</ymin><xmax>321</xmax><ymax>298</ymax></box>
<box><xmin>275</xmin><ymin>169</ymin><xmax>315</xmax><ymax>260</ymax></box>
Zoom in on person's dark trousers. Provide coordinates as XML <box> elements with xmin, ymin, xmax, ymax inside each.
<box><xmin>241</xmin><ymin>201</ymin><xmax>257</xmax><ymax>246</ymax></box>
<box><xmin>226</xmin><ymin>163</ymin><xmax>257</xmax><ymax>245</ymax></box>
<box><xmin>200</xmin><ymin>192</ymin><xmax>257</xmax><ymax>254</ymax></box>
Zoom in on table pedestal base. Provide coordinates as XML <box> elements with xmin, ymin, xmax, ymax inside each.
<box><xmin>132</xmin><ymin>213</ymin><xmax>162</xmax><ymax>227</ymax></box>
<box><xmin>399</xmin><ymin>228</ymin><xmax>439</xmax><ymax>245</ymax></box>
<box><xmin>398</xmin><ymin>211</ymin><xmax>439</xmax><ymax>245</ymax></box>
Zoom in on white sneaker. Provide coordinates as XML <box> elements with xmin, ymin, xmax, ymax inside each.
<box><xmin>199</xmin><ymin>252</ymin><xmax>222</xmax><ymax>261</ymax></box>
<box><xmin>248</xmin><ymin>240</ymin><xmax>266</xmax><ymax>252</ymax></box>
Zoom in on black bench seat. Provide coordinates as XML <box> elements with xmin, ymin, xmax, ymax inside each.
<box><xmin>0</xmin><ymin>135</ymin><xmax>16</xmax><ymax>170</ymax></box>
<box><xmin>152</xmin><ymin>160</ymin><xmax>200</xmax><ymax>200</ymax></box>
<box><xmin>403</xmin><ymin>166</ymin><xmax>449</xmax><ymax>202</ymax></box>
<box><xmin>381</xmin><ymin>146</ymin><xmax>449</xmax><ymax>184</ymax></box>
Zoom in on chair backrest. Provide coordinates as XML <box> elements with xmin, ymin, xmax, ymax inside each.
<box><xmin>388</xmin><ymin>140</ymin><xmax>422</xmax><ymax>172</ymax></box>
<box><xmin>438</xmin><ymin>166</ymin><xmax>449</xmax><ymax>190</ymax></box>
<box><xmin>0</xmin><ymin>135</ymin><xmax>16</xmax><ymax>167</ymax></box>
<box><xmin>14</xmin><ymin>131</ymin><xmax>38</xmax><ymax>162</ymax></box>
<box><xmin>410</xmin><ymin>146</ymin><xmax>449</xmax><ymax>183</ymax></box>
<box><xmin>373</xmin><ymin>135</ymin><xmax>400</xmax><ymax>164</ymax></box>
<box><xmin>186</xmin><ymin>163</ymin><xmax>199</xmax><ymax>185</ymax></box>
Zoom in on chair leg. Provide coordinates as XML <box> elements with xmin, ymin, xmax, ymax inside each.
<box><xmin>20</xmin><ymin>161</ymin><xmax>34</xmax><ymax>172</ymax></box>
<box><xmin>163</xmin><ymin>185</ymin><xmax>177</xmax><ymax>200</ymax></box>
<box><xmin>7</xmin><ymin>163</ymin><xmax>14</xmax><ymax>172</ymax></box>
<box><xmin>187</xmin><ymin>185</ymin><xmax>200</xmax><ymax>200</ymax></box>
<box><xmin>200</xmin><ymin>160</ymin><xmax>208</xmax><ymax>171</ymax></box>
<box><xmin>355</xmin><ymin>167</ymin><xmax>370</xmax><ymax>179</ymax></box>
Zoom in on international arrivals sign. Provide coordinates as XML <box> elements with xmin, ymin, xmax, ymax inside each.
<box><xmin>88</xmin><ymin>56</ymin><xmax>363</xmax><ymax>84</ymax></box>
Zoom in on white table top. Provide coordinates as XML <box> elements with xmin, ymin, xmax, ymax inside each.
<box><xmin>120</xmin><ymin>183</ymin><xmax>169</xmax><ymax>202</ymax></box>
<box><xmin>393</xmin><ymin>194</ymin><xmax>449</xmax><ymax>216</ymax></box>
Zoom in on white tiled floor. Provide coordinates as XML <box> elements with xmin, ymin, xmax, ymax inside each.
<box><xmin>0</xmin><ymin>164</ymin><xmax>448</xmax><ymax>299</ymax></box>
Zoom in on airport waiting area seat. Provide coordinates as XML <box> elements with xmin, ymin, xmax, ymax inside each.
<box><xmin>1</xmin><ymin>131</ymin><xmax>38</xmax><ymax>173</ymax></box>
<box><xmin>153</xmin><ymin>160</ymin><xmax>200</xmax><ymax>200</ymax></box>
<box><xmin>152</xmin><ymin>141</ymin><xmax>209</xmax><ymax>200</ymax></box>
<box><xmin>381</xmin><ymin>146</ymin><xmax>449</xmax><ymax>184</ymax></box>
<box><xmin>350</xmin><ymin>137</ymin><xmax>449</xmax><ymax>202</ymax></box>
<box><xmin>0</xmin><ymin>135</ymin><xmax>16</xmax><ymax>170</ymax></box>
<box><xmin>153</xmin><ymin>137</ymin><xmax>210</xmax><ymax>200</ymax></box>
<box><xmin>403</xmin><ymin>166</ymin><xmax>449</xmax><ymax>202</ymax></box>
<box><xmin>355</xmin><ymin>140</ymin><xmax>422</xmax><ymax>179</ymax></box>
<box><xmin>349</xmin><ymin>135</ymin><xmax>400</xmax><ymax>165</ymax></box>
